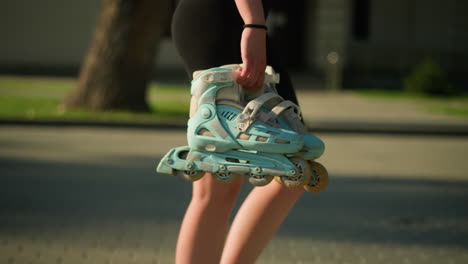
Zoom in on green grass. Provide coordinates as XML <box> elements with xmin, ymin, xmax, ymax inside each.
<box><xmin>354</xmin><ymin>89</ymin><xmax>417</xmax><ymax>99</ymax></box>
<box><xmin>2</xmin><ymin>75</ymin><xmax>467</xmax><ymax>122</ymax></box>
<box><xmin>354</xmin><ymin>89</ymin><xmax>468</xmax><ymax>118</ymax></box>
<box><xmin>0</xmin><ymin>75</ymin><xmax>190</xmax><ymax>123</ymax></box>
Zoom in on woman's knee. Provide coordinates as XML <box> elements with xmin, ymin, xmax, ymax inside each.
<box><xmin>270</xmin><ymin>181</ymin><xmax>305</xmax><ymax>198</ymax></box>
<box><xmin>191</xmin><ymin>174</ymin><xmax>243</xmax><ymax>206</ymax></box>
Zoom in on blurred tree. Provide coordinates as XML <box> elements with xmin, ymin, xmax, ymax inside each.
<box><xmin>64</xmin><ymin>0</ymin><xmax>173</xmax><ymax>112</ymax></box>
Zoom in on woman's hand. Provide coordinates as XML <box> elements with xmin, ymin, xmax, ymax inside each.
<box><xmin>234</xmin><ymin>28</ymin><xmax>267</xmax><ymax>90</ymax></box>
<box><xmin>233</xmin><ymin>0</ymin><xmax>267</xmax><ymax>90</ymax></box>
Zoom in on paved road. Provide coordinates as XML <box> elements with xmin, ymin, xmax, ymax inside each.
<box><xmin>1</xmin><ymin>126</ymin><xmax>467</xmax><ymax>264</ymax></box>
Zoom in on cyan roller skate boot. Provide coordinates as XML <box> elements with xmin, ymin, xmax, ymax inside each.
<box><xmin>157</xmin><ymin>66</ymin><xmax>308</xmax><ymax>187</ymax></box>
<box><xmin>258</xmin><ymin>66</ymin><xmax>328</xmax><ymax>192</ymax></box>
<box><xmin>261</xmin><ymin>66</ymin><xmax>325</xmax><ymax>160</ymax></box>
<box><xmin>188</xmin><ymin>66</ymin><xmax>303</xmax><ymax>154</ymax></box>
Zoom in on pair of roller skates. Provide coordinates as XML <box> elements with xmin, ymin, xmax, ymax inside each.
<box><xmin>156</xmin><ymin>65</ymin><xmax>328</xmax><ymax>193</ymax></box>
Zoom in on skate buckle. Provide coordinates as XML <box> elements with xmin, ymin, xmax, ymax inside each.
<box><xmin>205</xmin><ymin>143</ymin><xmax>217</xmax><ymax>152</ymax></box>
<box><xmin>186</xmin><ymin>162</ymin><xmax>194</xmax><ymax>170</ymax></box>
<box><xmin>219</xmin><ymin>165</ymin><xmax>227</xmax><ymax>171</ymax></box>
<box><xmin>237</xmin><ymin>113</ymin><xmax>250</xmax><ymax>123</ymax></box>
<box><xmin>236</xmin><ymin>113</ymin><xmax>251</xmax><ymax>131</ymax></box>
<box><xmin>200</xmin><ymin>107</ymin><xmax>212</xmax><ymax>119</ymax></box>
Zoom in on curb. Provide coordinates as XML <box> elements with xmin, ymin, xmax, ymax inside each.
<box><xmin>310</xmin><ymin>120</ymin><xmax>468</xmax><ymax>136</ymax></box>
<box><xmin>0</xmin><ymin>119</ymin><xmax>187</xmax><ymax>131</ymax></box>
<box><xmin>2</xmin><ymin>119</ymin><xmax>468</xmax><ymax>136</ymax></box>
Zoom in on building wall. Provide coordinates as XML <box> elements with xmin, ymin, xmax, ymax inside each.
<box><xmin>311</xmin><ymin>0</ymin><xmax>350</xmax><ymax>71</ymax></box>
<box><xmin>347</xmin><ymin>0</ymin><xmax>468</xmax><ymax>74</ymax></box>
<box><xmin>0</xmin><ymin>0</ymin><xmax>183</xmax><ymax>72</ymax></box>
<box><xmin>1</xmin><ymin>0</ymin><xmax>466</xmax><ymax>76</ymax></box>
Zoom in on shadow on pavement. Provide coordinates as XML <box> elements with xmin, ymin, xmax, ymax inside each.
<box><xmin>1</xmin><ymin>156</ymin><xmax>467</xmax><ymax>249</ymax></box>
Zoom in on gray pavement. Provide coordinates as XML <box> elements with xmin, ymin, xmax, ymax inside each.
<box><xmin>1</xmin><ymin>126</ymin><xmax>468</xmax><ymax>264</ymax></box>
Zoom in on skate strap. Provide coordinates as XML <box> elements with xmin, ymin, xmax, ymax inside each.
<box><xmin>264</xmin><ymin>66</ymin><xmax>280</xmax><ymax>84</ymax></box>
<box><xmin>264</xmin><ymin>72</ymin><xmax>280</xmax><ymax>84</ymax></box>
<box><xmin>236</xmin><ymin>93</ymin><xmax>283</xmax><ymax>132</ymax></box>
<box><xmin>269</xmin><ymin>100</ymin><xmax>302</xmax><ymax>120</ymax></box>
<box><xmin>200</xmin><ymin>71</ymin><xmax>233</xmax><ymax>83</ymax></box>
<box><xmin>203</xmin><ymin>70</ymin><xmax>277</xmax><ymax>85</ymax></box>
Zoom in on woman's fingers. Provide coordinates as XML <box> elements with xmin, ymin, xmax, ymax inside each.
<box><xmin>237</xmin><ymin>63</ymin><xmax>265</xmax><ymax>90</ymax></box>
<box><xmin>241</xmin><ymin>64</ymin><xmax>256</xmax><ymax>89</ymax></box>
<box><xmin>238</xmin><ymin>27</ymin><xmax>267</xmax><ymax>90</ymax></box>
<box><xmin>254</xmin><ymin>70</ymin><xmax>265</xmax><ymax>90</ymax></box>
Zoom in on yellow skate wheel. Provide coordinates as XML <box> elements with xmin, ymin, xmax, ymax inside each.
<box><xmin>178</xmin><ymin>170</ymin><xmax>204</xmax><ymax>182</ymax></box>
<box><xmin>274</xmin><ymin>176</ymin><xmax>283</xmax><ymax>184</ymax></box>
<box><xmin>303</xmin><ymin>161</ymin><xmax>329</xmax><ymax>193</ymax></box>
<box><xmin>248</xmin><ymin>174</ymin><xmax>273</xmax><ymax>187</ymax></box>
<box><xmin>276</xmin><ymin>157</ymin><xmax>311</xmax><ymax>188</ymax></box>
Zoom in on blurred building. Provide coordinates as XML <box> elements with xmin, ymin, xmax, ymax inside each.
<box><xmin>270</xmin><ymin>0</ymin><xmax>467</xmax><ymax>89</ymax></box>
<box><xmin>1</xmin><ymin>0</ymin><xmax>467</xmax><ymax>85</ymax></box>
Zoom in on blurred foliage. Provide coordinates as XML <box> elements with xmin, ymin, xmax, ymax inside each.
<box><xmin>404</xmin><ymin>59</ymin><xmax>454</xmax><ymax>96</ymax></box>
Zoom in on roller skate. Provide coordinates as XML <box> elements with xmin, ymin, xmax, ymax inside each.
<box><xmin>157</xmin><ymin>65</ymin><xmax>311</xmax><ymax>187</ymax></box>
<box><xmin>258</xmin><ymin>66</ymin><xmax>328</xmax><ymax>192</ymax></box>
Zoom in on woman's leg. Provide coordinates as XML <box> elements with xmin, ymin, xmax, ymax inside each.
<box><xmin>220</xmin><ymin>181</ymin><xmax>304</xmax><ymax>264</ymax></box>
<box><xmin>175</xmin><ymin>174</ymin><xmax>243</xmax><ymax>264</ymax></box>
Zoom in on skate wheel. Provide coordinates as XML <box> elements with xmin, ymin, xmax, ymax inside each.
<box><xmin>248</xmin><ymin>174</ymin><xmax>273</xmax><ymax>187</ymax></box>
<box><xmin>212</xmin><ymin>172</ymin><xmax>237</xmax><ymax>183</ymax></box>
<box><xmin>177</xmin><ymin>170</ymin><xmax>204</xmax><ymax>182</ymax></box>
<box><xmin>303</xmin><ymin>161</ymin><xmax>329</xmax><ymax>193</ymax></box>
<box><xmin>276</xmin><ymin>157</ymin><xmax>311</xmax><ymax>188</ymax></box>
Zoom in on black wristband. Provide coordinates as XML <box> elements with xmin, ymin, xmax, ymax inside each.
<box><xmin>243</xmin><ymin>24</ymin><xmax>268</xmax><ymax>31</ymax></box>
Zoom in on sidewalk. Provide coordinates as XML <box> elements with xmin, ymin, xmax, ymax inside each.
<box><xmin>1</xmin><ymin>126</ymin><xmax>467</xmax><ymax>264</ymax></box>
<box><xmin>2</xmin><ymin>75</ymin><xmax>468</xmax><ymax>263</ymax></box>
<box><xmin>295</xmin><ymin>90</ymin><xmax>468</xmax><ymax>135</ymax></box>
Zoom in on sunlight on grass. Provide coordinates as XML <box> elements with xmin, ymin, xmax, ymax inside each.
<box><xmin>3</xmin><ymin>75</ymin><xmax>466</xmax><ymax>121</ymax></box>
<box><xmin>0</xmin><ymin>75</ymin><xmax>189</xmax><ymax>123</ymax></box>
<box><xmin>0</xmin><ymin>97</ymin><xmax>59</xmax><ymax>118</ymax></box>
<box><xmin>0</xmin><ymin>76</ymin><xmax>75</xmax><ymax>98</ymax></box>
<box><xmin>355</xmin><ymin>89</ymin><xmax>468</xmax><ymax>118</ymax></box>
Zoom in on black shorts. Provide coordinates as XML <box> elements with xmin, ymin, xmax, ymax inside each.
<box><xmin>171</xmin><ymin>0</ymin><xmax>298</xmax><ymax>104</ymax></box>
